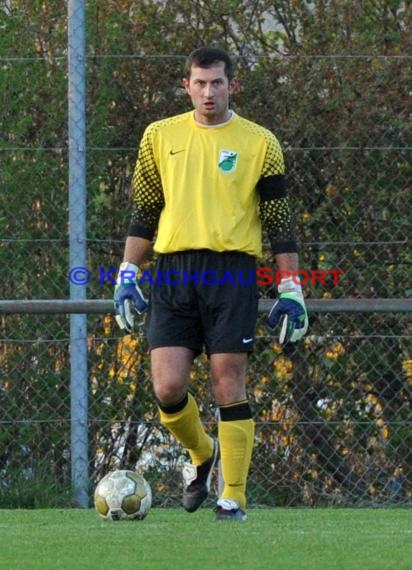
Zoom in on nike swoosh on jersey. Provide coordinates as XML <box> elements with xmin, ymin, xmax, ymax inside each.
<box><xmin>242</xmin><ymin>338</ymin><xmax>253</xmax><ymax>343</ymax></box>
<box><xmin>169</xmin><ymin>149</ymin><xmax>185</xmax><ymax>155</ymax></box>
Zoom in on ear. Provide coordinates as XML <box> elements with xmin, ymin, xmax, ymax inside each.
<box><xmin>182</xmin><ymin>77</ymin><xmax>190</xmax><ymax>94</ymax></box>
<box><xmin>229</xmin><ymin>78</ymin><xmax>238</xmax><ymax>95</ymax></box>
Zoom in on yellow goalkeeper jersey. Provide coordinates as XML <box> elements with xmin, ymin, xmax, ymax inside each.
<box><xmin>130</xmin><ymin>111</ymin><xmax>285</xmax><ymax>257</ymax></box>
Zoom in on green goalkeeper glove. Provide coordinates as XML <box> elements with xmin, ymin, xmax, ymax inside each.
<box><xmin>114</xmin><ymin>262</ymin><xmax>148</xmax><ymax>333</ymax></box>
<box><xmin>267</xmin><ymin>277</ymin><xmax>308</xmax><ymax>344</ymax></box>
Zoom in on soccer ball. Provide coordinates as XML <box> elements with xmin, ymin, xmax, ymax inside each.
<box><xmin>94</xmin><ymin>470</ymin><xmax>152</xmax><ymax>521</ymax></box>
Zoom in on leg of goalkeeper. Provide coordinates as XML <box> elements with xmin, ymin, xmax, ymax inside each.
<box><xmin>152</xmin><ymin>347</ymin><xmax>214</xmax><ymax>467</ymax></box>
<box><xmin>152</xmin><ymin>347</ymin><xmax>216</xmax><ymax>512</ymax></box>
<box><xmin>211</xmin><ymin>353</ymin><xmax>254</xmax><ymax>515</ymax></box>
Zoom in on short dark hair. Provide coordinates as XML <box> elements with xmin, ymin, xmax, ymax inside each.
<box><xmin>184</xmin><ymin>47</ymin><xmax>234</xmax><ymax>81</ymax></box>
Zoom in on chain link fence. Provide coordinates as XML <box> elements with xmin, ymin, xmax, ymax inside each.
<box><xmin>0</xmin><ymin>1</ymin><xmax>411</xmax><ymax>508</ymax></box>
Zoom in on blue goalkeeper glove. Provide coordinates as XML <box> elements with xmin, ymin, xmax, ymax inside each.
<box><xmin>114</xmin><ymin>262</ymin><xmax>148</xmax><ymax>333</ymax></box>
<box><xmin>267</xmin><ymin>277</ymin><xmax>308</xmax><ymax>344</ymax></box>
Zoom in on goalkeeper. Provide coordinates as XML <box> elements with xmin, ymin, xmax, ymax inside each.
<box><xmin>114</xmin><ymin>46</ymin><xmax>308</xmax><ymax>521</ymax></box>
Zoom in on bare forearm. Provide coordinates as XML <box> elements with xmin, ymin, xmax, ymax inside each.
<box><xmin>274</xmin><ymin>252</ymin><xmax>299</xmax><ymax>273</ymax></box>
<box><xmin>123</xmin><ymin>236</ymin><xmax>152</xmax><ymax>266</ymax></box>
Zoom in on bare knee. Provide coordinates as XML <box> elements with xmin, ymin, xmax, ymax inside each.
<box><xmin>152</xmin><ymin>379</ymin><xmax>187</xmax><ymax>407</ymax></box>
<box><xmin>212</xmin><ymin>376</ymin><xmax>246</xmax><ymax>405</ymax></box>
<box><xmin>150</xmin><ymin>346</ymin><xmax>193</xmax><ymax>407</ymax></box>
<box><xmin>210</xmin><ymin>353</ymin><xmax>248</xmax><ymax>405</ymax></box>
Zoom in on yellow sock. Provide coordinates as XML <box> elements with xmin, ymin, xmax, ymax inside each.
<box><xmin>218</xmin><ymin>411</ymin><xmax>254</xmax><ymax>509</ymax></box>
<box><xmin>158</xmin><ymin>393</ymin><xmax>213</xmax><ymax>465</ymax></box>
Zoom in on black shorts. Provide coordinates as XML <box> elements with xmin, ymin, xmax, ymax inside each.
<box><xmin>145</xmin><ymin>250</ymin><xmax>258</xmax><ymax>356</ymax></box>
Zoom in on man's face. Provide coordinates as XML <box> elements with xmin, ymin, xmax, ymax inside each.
<box><xmin>183</xmin><ymin>62</ymin><xmax>237</xmax><ymax>125</ymax></box>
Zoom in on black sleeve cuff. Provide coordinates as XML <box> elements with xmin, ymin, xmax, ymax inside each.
<box><xmin>270</xmin><ymin>240</ymin><xmax>298</xmax><ymax>254</ymax></box>
<box><xmin>128</xmin><ymin>224</ymin><xmax>156</xmax><ymax>241</ymax></box>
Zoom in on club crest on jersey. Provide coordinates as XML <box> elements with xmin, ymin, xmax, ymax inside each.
<box><xmin>218</xmin><ymin>150</ymin><xmax>238</xmax><ymax>173</ymax></box>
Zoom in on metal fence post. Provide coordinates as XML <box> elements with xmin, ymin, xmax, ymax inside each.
<box><xmin>68</xmin><ymin>0</ymin><xmax>88</xmax><ymax>508</ymax></box>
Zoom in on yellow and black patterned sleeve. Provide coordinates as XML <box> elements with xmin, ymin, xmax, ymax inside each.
<box><xmin>257</xmin><ymin>133</ymin><xmax>297</xmax><ymax>254</ymax></box>
<box><xmin>128</xmin><ymin>125</ymin><xmax>164</xmax><ymax>240</ymax></box>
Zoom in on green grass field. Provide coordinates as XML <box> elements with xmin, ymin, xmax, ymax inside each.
<box><xmin>0</xmin><ymin>507</ymin><xmax>411</xmax><ymax>570</ymax></box>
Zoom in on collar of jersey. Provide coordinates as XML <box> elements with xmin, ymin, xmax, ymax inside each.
<box><xmin>193</xmin><ymin>110</ymin><xmax>236</xmax><ymax>129</ymax></box>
